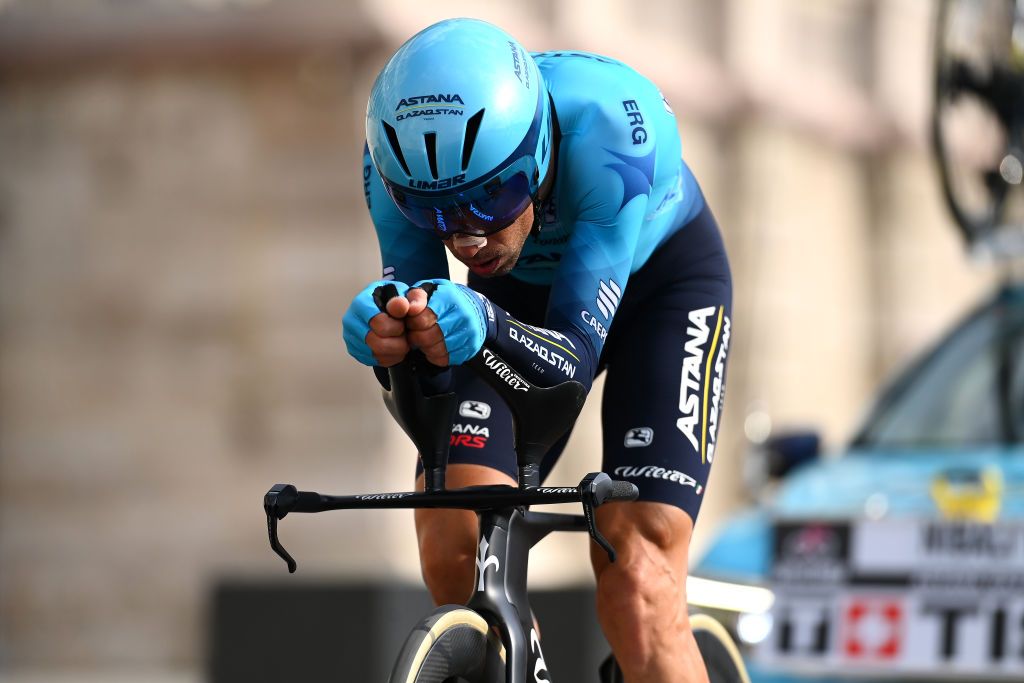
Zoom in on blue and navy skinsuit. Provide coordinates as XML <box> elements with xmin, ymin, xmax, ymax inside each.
<box><xmin>362</xmin><ymin>51</ymin><xmax>732</xmax><ymax>520</ymax></box>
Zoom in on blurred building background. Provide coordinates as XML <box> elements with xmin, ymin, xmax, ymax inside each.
<box><xmin>0</xmin><ymin>0</ymin><xmax>998</xmax><ymax>680</ymax></box>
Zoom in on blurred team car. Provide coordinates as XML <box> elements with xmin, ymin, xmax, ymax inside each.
<box><xmin>691</xmin><ymin>281</ymin><xmax>1024</xmax><ymax>682</ymax></box>
<box><xmin>690</xmin><ymin>2</ymin><xmax>1024</xmax><ymax>680</ymax></box>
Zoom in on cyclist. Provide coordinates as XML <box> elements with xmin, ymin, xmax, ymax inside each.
<box><xmin>344</xmin><ymin>18</ymin><xmax>733</xmax><ymax>683</ymax></box>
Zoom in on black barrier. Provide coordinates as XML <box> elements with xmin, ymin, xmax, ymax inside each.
<box><xmin>207</xmin><ymin>582</ymin><xmax>609</xmax><ymax>683</ymax></box>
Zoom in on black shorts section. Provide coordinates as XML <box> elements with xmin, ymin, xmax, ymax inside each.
<box><xmin>427</xmin><ymin>364</ymin><xmax>571</xmax><ymax>483</ymax></box>
<box><xmin>425</xmin><ymin>205</ymin><xmax>732</xmax><ymax>522</ymax></box>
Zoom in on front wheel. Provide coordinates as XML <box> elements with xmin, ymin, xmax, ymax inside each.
<box><xmin>690</xmin><ymin>613</ymin><xmax>751</xmax><ymax>683</ymax></box>
<box><xmin>388</xmin><ymin>605</ymin><xmax>506</xmax><ymax>683</ymax></box>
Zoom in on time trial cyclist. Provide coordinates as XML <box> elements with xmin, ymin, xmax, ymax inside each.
<box><xmin>344</xmin><ymin>18</ymin><xmax>734</xmax><ymax>683</ymax></box>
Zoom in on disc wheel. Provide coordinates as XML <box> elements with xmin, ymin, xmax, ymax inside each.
<box><xmin>388</xmin><ymin>605</ymin><xmax>506</xmax><ymax>683</ymax></box>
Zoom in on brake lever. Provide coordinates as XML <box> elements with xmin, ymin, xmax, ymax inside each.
<box><xmin>264</xmin><ymin>484</ymin><xmax>299</xmax><ymax>573</ymax></box>
<box><xmin>579</xmin><ymin>472</ymin><xmax>618</xmax><ymax>563</ymax></box>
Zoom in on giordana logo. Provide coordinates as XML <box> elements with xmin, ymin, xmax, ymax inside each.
<box><xmin>468</xmin><ymin>203</ymin><xmax>494</xmax><ymax>222</ymax></box>
<box><xmin>482</xmin><ymin>349</ymin><xmax>529</xmax><ymax>392</ymax></box>
<box><xmin>614</xmin><ymin>465</ymin><xmax>703</xmax><ymax>494</ymax></box>
<box><xmin>595</xmin><ymin>279</ymin><xmax>621</xmax><ymax>320</ymax></box>
<box><xmin>581</xmin><ymin>310</ymin><xmax>609</xmax><ymax>341</ymax></box>
<box><xmin>624</xmin><ymin>427</ymin><xmax>654</xmax><ymax>448</ymax></box>
<box><xmin>676</xmin><ymin>306</ymin><xmax>730</xmax><ymax>464</ymax></box>
<box><xmin>411</xmin><ymin>174</ymin><xmax>466</xmax><ymax>191</ymax></box>
<box><xmin>459</xmin><ymin>401</ymin><xmax>491</xmax><ymax>420</ymax></box>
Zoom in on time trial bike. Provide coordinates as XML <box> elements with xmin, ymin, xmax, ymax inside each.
<box><xmin>263</xmin><ymin>284</ymin><xmax>749</xmax><ymax>682</ymax></box>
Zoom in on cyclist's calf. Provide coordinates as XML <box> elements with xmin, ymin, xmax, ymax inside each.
<box><xmin>591</xmin><ymin>502</ymin><xmax>708</xmax><ymax>683</ymax></box>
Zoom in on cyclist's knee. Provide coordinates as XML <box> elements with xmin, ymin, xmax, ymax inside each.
<box><xmin>416</xmin><ymin>507</ymin><xmax>478</xmax><ymax>605</ymax></box>
<box><xmin>414</xmin><ymin>463</ymin><xmax>515</xmax><ymax>606</ymax></box>
<box><xmin>592</xmin><ymin>501</ymin><xmax>694</xmax><ymax>574</ymax></box>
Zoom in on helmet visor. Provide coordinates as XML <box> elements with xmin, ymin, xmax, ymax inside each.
<box><xmin>381</xmin><ymin>161</ymin><xmax>537</xmax><ymax>237</ymax></box>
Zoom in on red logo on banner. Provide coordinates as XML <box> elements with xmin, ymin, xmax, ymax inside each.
<box><xmin>843</xmin><ymin>600</ymin><xmax>903</xmax><ymax>660</ymax></box>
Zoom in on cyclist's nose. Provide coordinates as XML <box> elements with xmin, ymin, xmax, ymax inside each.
<box><xmin>454</xmin><ymin>244</ymin><xmax>482</xmax><ymax>259</ymax></box>
<box><xmin>451</xmin><ymin>235</ymin><xmax>487</xmax><ymax>259</ymax></box>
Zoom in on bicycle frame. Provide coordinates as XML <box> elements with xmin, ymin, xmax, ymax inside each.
<box><xmin>469</xmin><ymin>506</ymin><xmax>589</xmax><ymax>682</ymax></box>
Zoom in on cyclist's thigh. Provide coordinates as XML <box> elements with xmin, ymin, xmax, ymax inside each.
<box><xmin>600</xmin><ymin>211</ymin><xmax>733</xmax><ymax>523</ymax></box>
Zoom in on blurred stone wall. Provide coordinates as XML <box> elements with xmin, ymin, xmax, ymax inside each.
<box><xmin>0</xmin><ymin>0</ymin><xmax>999</xmax><ymax>674</ymax></box>
<box><xmin>0</xmin><ymin>3</ymin><xmax>404</xmax><ymax>669</ymax></box>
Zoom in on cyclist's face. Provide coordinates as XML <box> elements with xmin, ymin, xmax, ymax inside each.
<box><xmin>443</xmin><ymin>203</ymin><xmax>534</xmax><ymax>278</ymax></box>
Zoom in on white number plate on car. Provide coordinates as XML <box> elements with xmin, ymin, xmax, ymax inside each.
<box><xmin>754</xmin><ymin>519</ymin><xmax>1024</xmax><ymax>679</ymax></box>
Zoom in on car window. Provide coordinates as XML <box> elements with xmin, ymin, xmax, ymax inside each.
<box><xmin>857</xmin><ymin>295</ymin><xmax>1023</xmax><ymax>447</ymax></box>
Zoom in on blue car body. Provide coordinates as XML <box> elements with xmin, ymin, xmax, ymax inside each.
<box><xmin>695</xmin><ymin>284</ymin><xmax>1024</xmax><ymax>682</ymax></box>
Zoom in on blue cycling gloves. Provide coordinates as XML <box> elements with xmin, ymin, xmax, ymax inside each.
<box><xmin>411</xmin><ymin>279</ymin><xmax>490</xmax><ymax>365</ymax></box>
<box><xmin>341</xmin><ymin>278</ymin><xmax>490</xmax><ymax>367</ymax></box>
<box><xmin>342</xmin><ymin>279</ymin><xmax>409</xmax><ymax>366</ymax></box>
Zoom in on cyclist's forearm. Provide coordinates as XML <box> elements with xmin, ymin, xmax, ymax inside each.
<box><xmin>482</xmin><ymin>297</ymin><xmax>595</xmax><ymax>390</ymax></box>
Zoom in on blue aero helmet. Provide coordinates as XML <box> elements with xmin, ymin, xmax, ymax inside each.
<box><xmin>365</xmin><ymin>18</ymin><xmax>553</xmax><ymax>238</ymax></box>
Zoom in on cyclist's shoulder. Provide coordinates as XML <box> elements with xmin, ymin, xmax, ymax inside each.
<box><xmin>535</xmin><ymin>49</ymin><xmax>647</xmax><ymax>87</ymax></box>
<box><xmin>539</xmin><ymin>51</ymin><xmax>660</xmax><ymax>122</ymax></box>
<box><xmin>538</xmin><ymin>51</ymin><xmax>675</xmax><ymax>162</ymax></box>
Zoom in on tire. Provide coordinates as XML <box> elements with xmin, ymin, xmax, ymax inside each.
<box><xmin>388</xmin><ymin>605</ymin><xmax>506</xmax><ymax>683</ymax></box>
<box><xmin>690</xmin><ymin>613</ymin><xmax>751</xmax><ymax>683</ymax></box>
<box><xmin>599</xmin><ymin>615</ymin><xmax>750</xmax><ymax>683</ymax></box>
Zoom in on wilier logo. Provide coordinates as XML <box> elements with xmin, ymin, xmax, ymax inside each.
<box><xmin>624</xmin><ymin>427</ymin><xmax>654</xmax><ymax>448</ymax></box>
<box><xmin>676</xmin><ymin>306</ymin><xmax>730</xmax><ymax>464</ymax></box>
